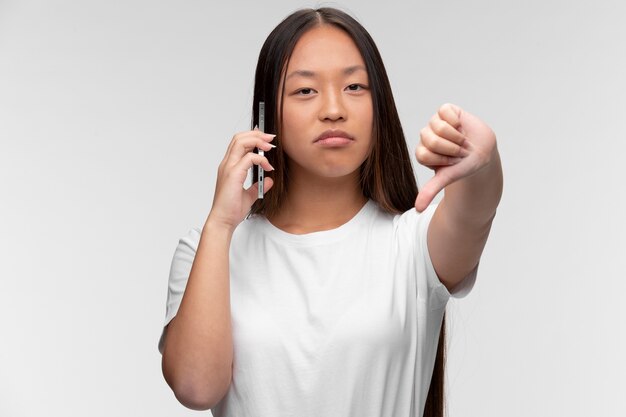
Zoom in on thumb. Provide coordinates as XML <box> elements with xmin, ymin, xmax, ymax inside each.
<box><xmin>414</xmin><ymin>171</ymin><xmax>452</xmax><ymax>212</ymax></box>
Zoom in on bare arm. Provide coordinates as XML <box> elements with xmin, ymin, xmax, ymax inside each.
<box><xmin>415</xmin><ymin>103</ymin><xmax>503</xmax><ymax>291</ymax></box>
<box><xmin>160</xmin><ymin>127</ymin><xmax>276</xmax><ymax>410</ymax></box>
<box><xmin>429</xmin><ymin>150</ymin><xmax>502</xmax><ymax>289</ymax></box>
<box><xmin>161</xmin><ymin>220</ymin><xmax>234</xmax><ymax>410</ymax></box>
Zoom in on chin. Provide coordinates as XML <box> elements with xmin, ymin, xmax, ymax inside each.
<box><xmin>315</xmin><ymin>164</ymin><xmax>362</xmax><ymax>179</ymax></box>
<box><xmin>288</xmin><ymin>155</ymin><xmax>365</xmax><ymax>180</ymax></box>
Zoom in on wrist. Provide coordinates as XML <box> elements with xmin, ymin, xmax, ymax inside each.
<box><xmin>203</xmin><ymin>215</ymin><xmax>237</xmax><ymax>237</ymax></box>
<box><xmin>444</xmin><ymin>151</ymin><xmax>503</xmax><ymax>224</ymax></box>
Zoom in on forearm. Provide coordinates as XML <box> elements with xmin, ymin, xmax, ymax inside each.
<box><xmin>429</xmin><ymin>148</ymin><xmax>503</xmax><ymax>287</ymax></box>
<box><xmin>161</xmin><ymin>220</ymin><xmax>234</xmax><ymax>410</ymax></box>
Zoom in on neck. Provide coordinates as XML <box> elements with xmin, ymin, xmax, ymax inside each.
<box><xmin>267</xmin><ymin>168</ymin><xmax>368</xmax><ymax>234</ymax></box>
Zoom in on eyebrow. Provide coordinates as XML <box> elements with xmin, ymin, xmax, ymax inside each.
<box><xmin>285</xmin><ymin>65</ymin><xmax>367</xmax><ymax>81</ymax></box>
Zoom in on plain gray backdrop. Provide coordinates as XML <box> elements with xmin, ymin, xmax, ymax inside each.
<box><xmin>1</xmin><ymin>0</ymin><xmax>624</xmax><ymax>416</ymax></box>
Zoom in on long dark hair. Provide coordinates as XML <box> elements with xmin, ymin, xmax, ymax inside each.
<box><xmin>248</xmin><ymin>7</ymin><xmax>447</xmax><ymax>417</ymax></box>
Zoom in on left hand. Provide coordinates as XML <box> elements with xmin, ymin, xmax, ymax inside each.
<box><xmin>414</xmin><ymin>103</ymin><xmax>497</xmax><ymax>211</ymax></box>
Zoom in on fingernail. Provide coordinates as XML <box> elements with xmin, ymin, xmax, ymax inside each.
<box><xmin>253</xmin><ymin>125</ymin><xmax>259</xmax><ymax>130</ymax></box>
<box><xmin>264</xmin><ymin>133</ymin><xmax>277</xmax><ymax>138</ymax></box>
<box><xmin>268</xmin><ymin>164</ymin><xmax>275</xmax><ymax>171</ymax></box>
<box><xmin>458</xmin><ymin>148</ymin><xmax>470</xmax><ymax>157</ymax></box>
<box><xmin>268</xmin><ymin>144</ymin><xmax>276</xmax><ymax>148</ymax></box>
<box><xmin>448</xmin><ymin>157</ymin><xmax>463</xmax><ymax>165</ymax></box>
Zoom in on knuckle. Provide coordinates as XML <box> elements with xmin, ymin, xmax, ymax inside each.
<box><xmin>254</xmin><ymin>153</ymin><xmax>266</xmax><ymax>165</ymax></box>
<box><xmin>415</xmin><ymin>146</ymin><xmax>428</xmax><ymax>162</ymax></box>
<box><xmin>439</xmin><ymin>103</ymin><xmax>453</xmax><ymax>115</ymax></box>
<box><xmin>431</xmin><ymin>119</ymin><xmax>446</xmax><ymax>135</ymax></box>
<box><xmin>421</xmin><ymin>130</ymin><xmax>435</xmax><ymax>147</ymax></box>
<box><xmin>233</xmin><ymin>130</ymin><xmax>254</xmax><ymax>144</ymax></box>
<box><xmin>439</xmin><ymin>103</ymin><xmax>460</xmax><ymax>125</ymax></box>
<box><xmin>247</xmin><ymin>152</ymin><xmax>258</xmax><ymax>162</ymax></box>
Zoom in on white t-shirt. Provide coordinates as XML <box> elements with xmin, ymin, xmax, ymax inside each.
<box><xmin>159</xmin><ymin>200</ymin><xmax>476</xmax><ymax>417</ymax></box>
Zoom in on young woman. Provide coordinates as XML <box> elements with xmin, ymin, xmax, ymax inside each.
<box><xmin>159</xmin><ymin>7</ymin><xmax>502</xmax><ymax>417</ymax></box>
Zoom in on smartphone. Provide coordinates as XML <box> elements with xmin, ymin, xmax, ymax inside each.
<box><xmin>257</xmin><ymin>101</ymin><xmax>265</xmax><ymax>199</ymax></box>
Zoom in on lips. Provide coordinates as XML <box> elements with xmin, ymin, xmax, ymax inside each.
<box><xmin>314</xmin><ymin>129</ymin><xmax>354</xmax><ymax>143</ymax></box>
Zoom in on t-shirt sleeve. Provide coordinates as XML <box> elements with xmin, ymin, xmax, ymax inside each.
<box><xmin>158</xmin><ymin>227</ymin><xmax>202</xmax><ymax>354</ymax></box>
<box><xmin>394</xmin><ymin>204</ymin><xmax>477</xmax><ymax>310</ymax></box>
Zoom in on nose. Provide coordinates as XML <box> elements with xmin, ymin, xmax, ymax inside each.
<box><xmin>318</xmin><ymin>89</ymin><xmax>346</xmax><ymax>122</ymax></box>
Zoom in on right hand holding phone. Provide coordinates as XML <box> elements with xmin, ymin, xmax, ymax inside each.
<box><xmin>207</xmin><ymin>129</ymin><xmax>276</xmax><ymax>231</ymax></box>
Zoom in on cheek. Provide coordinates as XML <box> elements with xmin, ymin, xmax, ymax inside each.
<box><xmin>363</xmin><ymin>99</ymin><xmax>374</xmax><ymax>123</ymax></box>
<box><xmin>282</xmin><ymin>107</ymin><xmax>298</xmax><ymax>132</ymax></box>
<box><xmin>281</xmin><ymin>100</ymin><xmax>306</xmax><ymax>135</ymax></box>
<box><xmin>358</xmin><ymin>101</ymin><xmax>374</xmax><ymax>138</ymax></box>
<box><xmin>349</xmin><ymin>94</ymin><xmax>374</xmax><ymax>127</ymax></box>
<box><xmin>279</xmin><ymin>107</ymin><xmax>303</xmax><ymax>161</ymax></box>
<box><xmin>281</xmin><ymin>102</ymin><xmax>314</xmax><ymax>148</ymax></box>
<box><xmin>361</xmin><ymin>102</ymin><xmax>374</xmax><ymax>156</ymax></box>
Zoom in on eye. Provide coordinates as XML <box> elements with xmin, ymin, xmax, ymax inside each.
<box><xmin>346</xmin><ymin>84</ymin><xmax>367</xmax><ymax>92</ymax></box>
<box><xmin>296</xmin><ymin>88</ymin><xmax>315</xmax><ymax>95</ymax></box>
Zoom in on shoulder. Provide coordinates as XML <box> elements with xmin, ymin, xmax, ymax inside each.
<box><xmin>392</xmin><ymin>204</ymin><xmax>438</xmax><ymax>241</ymax></box>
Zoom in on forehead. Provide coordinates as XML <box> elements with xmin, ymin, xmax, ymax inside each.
<box><xmin>286</xmin><ymin>25</ymin><xmax>366</xmax><ymax>74</ymax></box>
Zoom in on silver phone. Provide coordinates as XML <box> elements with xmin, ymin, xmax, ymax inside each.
<box><xmin>257</xmin><ymin>101</ymin><xmax>265</xmax><ymax>199</ymax></box>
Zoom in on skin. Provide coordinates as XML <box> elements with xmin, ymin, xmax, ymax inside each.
<box><xmin>162</xmin><ymin>22</ymin><xmax>503</xmax><ymax>410</ymax></box>
<box><xmin>211</xmin><ymin>24</ymin><xmax>503</xmax><ymax>291</ymax></box>
<box><xmin>267</xmin><ymin>25</ymin><xmax>373</xmax><ymax>234</ymax></box>
<box><xmin>417</xmin><ymin>103</ymin><xmax>503</xmax><ymax>289</ymax></box>
<box><xmin>269</xmin><ymin>24</ymin><xmax>503</xmax><ymax>290</ymax></box>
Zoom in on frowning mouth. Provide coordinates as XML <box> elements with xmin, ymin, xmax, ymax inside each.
<box><xmin>314</xmin><ymin>130</ymin><xmax>354</xmax><ymax>143</ymax></box>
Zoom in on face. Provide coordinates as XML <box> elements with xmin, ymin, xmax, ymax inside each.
<box><xmin>278</xmin><ymin>25</ymin><xmax>374</xmax><ymax>180</ymax></box>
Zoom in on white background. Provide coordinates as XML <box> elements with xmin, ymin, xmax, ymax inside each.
<box><xmin>1</xmin><ymin>0</ymin><xmax>625</xmax><ymax>416</ymax></box>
